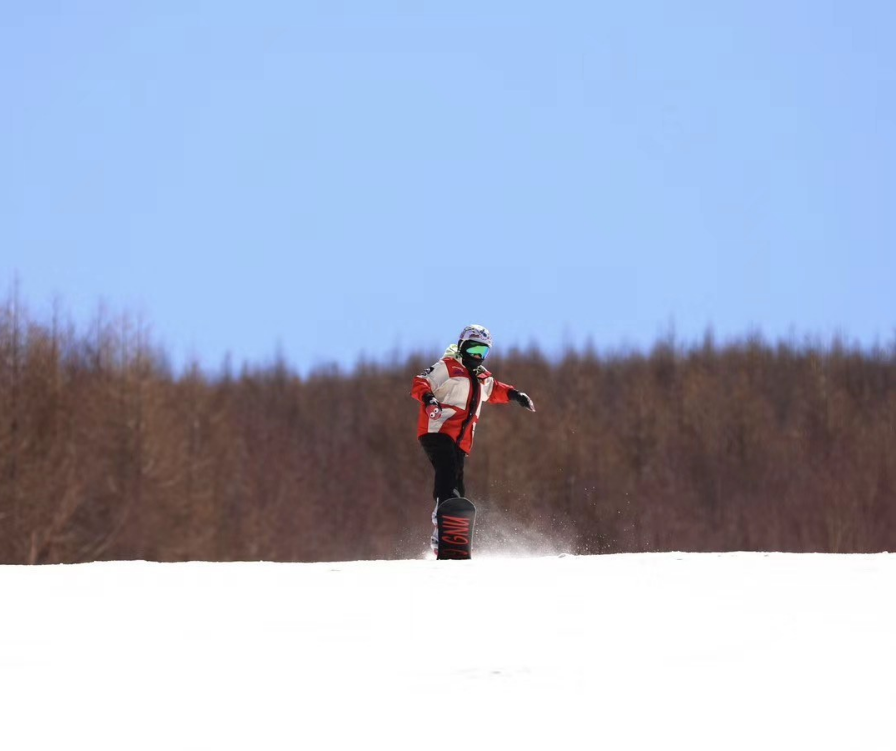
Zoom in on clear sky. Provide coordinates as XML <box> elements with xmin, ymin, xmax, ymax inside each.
<box><xmin>3</xmin><ymin>1</ymin><xmax>894</xmax><ymax>372</ymax></box>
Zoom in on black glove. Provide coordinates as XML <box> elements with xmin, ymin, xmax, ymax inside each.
<box><xmin>509</xmin><ymin>389</ymin><xmax>536</xmax><ymax>412</ymax></box>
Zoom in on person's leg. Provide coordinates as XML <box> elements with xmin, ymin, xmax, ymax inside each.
<box><xmin>454</xmin><ymin>444</ymin><xmax>466</xmax><ymax>499</ymax></box>
<box><xmin>430</xmin><ymin>504</ymin><xmax>440</xmax><ymax>556</ymax></box>
<box><xmin>420</xmin><ymin>434</ymin><xmax>464</xmax><ymax>555</ymax></box>
<box><xmin>419</xmin><ymin>433</ymin><xmax>463</xmax><ymax>503</ymax></box>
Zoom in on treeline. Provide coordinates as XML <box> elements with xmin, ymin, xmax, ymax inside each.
<box><xmin>1</xmin><ymin>297</ymin><xmax>894</xmax><ymax>563</ymax></box>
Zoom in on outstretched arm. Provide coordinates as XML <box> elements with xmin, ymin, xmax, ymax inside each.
<box><xmin>490</xmin><ymin>379</ymin><xmax>536</xmax><ymax>412</ymax></box>
<box><xmin>509</xmin><ymin>388</ymin><xmax>536</xmax><ymax>412</ymax></box>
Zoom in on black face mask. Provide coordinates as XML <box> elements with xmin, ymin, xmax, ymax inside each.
<box><xmin>461</xmin><ymin>352</ymin><xmax>485</xmax><ymax>371</ymax></box>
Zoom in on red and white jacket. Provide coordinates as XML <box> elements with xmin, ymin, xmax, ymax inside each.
<box><xmin>411</xmin><ymin>347</ymin><xmax>515</xmax><ymax>454</ymax></box>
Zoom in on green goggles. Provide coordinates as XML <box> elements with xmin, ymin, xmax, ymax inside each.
<box><xmin>465</xmin><ymin>344</ymin><xmax>490</xmax><ymax>359</ymax></box>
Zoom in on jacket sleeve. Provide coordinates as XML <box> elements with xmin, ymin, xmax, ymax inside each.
<box><xmin>411</xmin><ymin>360</ymin><xmax>449</xmax><ymax>403</ymax></box>
<box><xmin>487</xmin><ymin>378</ymin><xmax>515</xmax><ymax>405</ymax></box>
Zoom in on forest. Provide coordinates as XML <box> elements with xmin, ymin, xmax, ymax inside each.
<box><xmin>1</xmin><ymin>295</ymin><xmax>894</xmax><ymax>563</ymax></box>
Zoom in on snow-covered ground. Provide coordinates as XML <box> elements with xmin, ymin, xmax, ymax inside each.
<box><xmin>2</xmin><ymin>552</ymin><xmax>893</xmax><ymax>750</ymax></box>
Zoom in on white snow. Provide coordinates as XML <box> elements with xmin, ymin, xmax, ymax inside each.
<box><xmin>2</xmin><ymin>552</ymin><xmax>893</xmax><ymax>750</ymax></box>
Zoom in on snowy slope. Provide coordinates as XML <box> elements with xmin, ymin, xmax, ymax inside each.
<box><xmin>1</xmin><ymin>553</ymin><xmax>893</xmax><ymax>751</ymax></box>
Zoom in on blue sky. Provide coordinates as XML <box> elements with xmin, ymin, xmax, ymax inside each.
<box><xmin>3</xmin><ymin>1</ymin><xmax>894</xmax><ymax>372</ymax></box>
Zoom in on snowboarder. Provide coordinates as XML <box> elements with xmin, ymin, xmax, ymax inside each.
<box><xmin>411</xmin><ymin>324</ymin><xmax>536</xmax><ymax>556</ymax></box>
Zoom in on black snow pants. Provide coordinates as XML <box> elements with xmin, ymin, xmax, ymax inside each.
<box><xmin>419</xmin><ymin>433</ymin><xmax>467</xmax><ymax>503</ymax></box>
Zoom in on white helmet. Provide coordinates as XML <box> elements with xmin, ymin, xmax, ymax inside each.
<box><xmin>458</xmin><ymin>324</ymin><xmax>493</xmax><ymax>348</ymax></box>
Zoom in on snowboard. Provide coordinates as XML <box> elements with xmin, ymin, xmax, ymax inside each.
<box><xmin>436</xmin><ymin>497</ymin><xmax>476</xmax><ymax>560</ymax></box>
